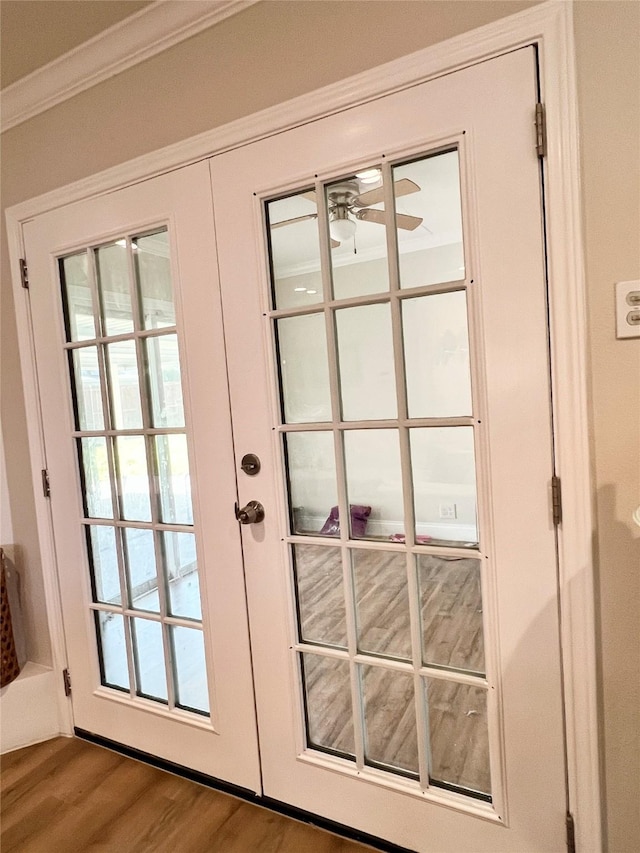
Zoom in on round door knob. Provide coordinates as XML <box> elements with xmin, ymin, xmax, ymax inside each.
<box><xmin>235</xmin><ymin>500</ymin><xmax>265</xmax><ymax>525</ymax></box>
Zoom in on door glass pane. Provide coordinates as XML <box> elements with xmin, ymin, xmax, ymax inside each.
<box><xmin>267</xmin><ymin>191</ymin><xmax>323</xmax><ymax>310</ymax></box>
<box><xmin>301</xmin><ymin>653</ymin><xmax>355</xmax><ymax>758</ymax></box>
<box><xmin>410</xmin><ymin>427</ymin><xmax>478</xmax><ymax>546</ymax></box>
<box><xmin>71</xmin><ymin>347</ymin><xmax>104</xmax><ymax>430</ymax></box>
<box><xmin>132</xmin><ymin>617</ymin><xmax>167</xmax><ymax>702</ymax></box>
<box><xmin>96</xmin><ymin>242</ymin><xmax>134</xmax><ymax>336</ymax></box>
<box><xmin>145</xmin><ymin>334</ymin><xmax>184</xmax><ymax>427</ymax></box>
<box><xmin>171</xmin><ymin>626</ymin><xmax>209</xmax><ymax>714</ymax></box>
<box><xmin>293</xmin><ymin>545</ymin><xmax>347</xmax><ymax>648</ymax></box>
<box><xmin>426</xmin><ymin>679</ymin><xmax>490</xmax><ymax>797</ymax></box>
<box><xmin>343</xmin><ymin>429</ymin><xmax>403</xmax><ymax>540</ymax></box>
<box><xmin>96</xmin><ymin>611</ymin><xmax>129</xmax><ymax>691</ymax></box>
<box><xmin>133</xmin><ymin>231</ymin><xmax>175</xmax><ymax>329</ymax></box>
<box><xmin>362</xmin><ymin>665</ymin><xmax>418</xmax><ymax>776</ymax></box>
<box><xmin>116</xmin><ymin>435</ymin><xmax>152</xmax><ymax>522</ymax></box>
<box><xmin>352</xmin><ymin>550</ymin><xmax>411</xmax><ymax>660</ymax></box>
<box><xmin>163</xmin><ymin>532</ymin><xmax>200</xmax><ymax>620</ymax></box>
<box><xmin>285</xmin><ymin>431</ymin><xmax>338</xmax><ymax>536</ymax></box>
<box><xmin>87</xmin><ymin>525</ymin><xmax>121</xmax><ymax>605</ymax></box>
<box><xmin>402</xmin><ymin>291</ymin><xmax>472</xmax><ymax>418</ymax></box>
<box><xmin>419</xmin><ymin>554</ymin><xmax>484</xmax><ymax>675</ymax></box>
<box><xmin>393</xmin><ymin>151</ymin><xmax>465</xmax><ymax>289</ymax></box>
<box><xmin>336</xmin><ymin>303</ymin><xmax>397</xmax><ymax>421</ymax></box>
<box><xmin>79</xmin><ymin>437</ymin><xmax>113</xmax><ymax>519</ymax></box>
<box><xmin>60</xmin><ymin>252</ymin><xmax>95</xmax><ymax>341</ymax></box>
<box><xmin>155</xmin><ymin>434</ymin><xmax>192</xmax><ymax>524</ymax></box>
<box><xmin>277</xmin><ymin>314</ymin><xmax>331</xmax><ymax>423</ymax></box>
<box><xmin>106</xmin><ymin>340</ymin><xmax>143</xmax><ymax>430</ymax></box>
<box><xmin>124</xmin><ymin>528</ymin><xmax>159</xmax><ymax>613</ymax></box>
<box><xmin>326</xmin><ymin>171</ymin><xmax>389</xmax><ymax>300</ymax></box>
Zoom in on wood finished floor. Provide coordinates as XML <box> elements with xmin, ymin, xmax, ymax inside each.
<box><xmin>0</xmin><ymin>737</ymin><xmax>374</xmax><ymax>853</ymax></box>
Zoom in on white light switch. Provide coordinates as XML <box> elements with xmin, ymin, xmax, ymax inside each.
<box><xmin>616</xmin><ymin>280</ymin><xmax>640</xmax><ymax>339</ymax></box>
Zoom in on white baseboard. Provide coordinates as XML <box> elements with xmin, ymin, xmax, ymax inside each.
<box><xmin>0</xmin><ymin>662</ymin><xmax>61</xmax><ymax>753</ymax></box>
<box><xmin>298</xmin><ymin>514</ymin><xmax>476</xmax><ymax>544</ymax></box>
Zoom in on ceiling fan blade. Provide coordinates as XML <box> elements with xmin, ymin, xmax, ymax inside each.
<box><xmin>353</xmin><ymin>178</ymin><xmax>420</xmax><ymax>208</ymax></box>
<box><xmin>301</xmin><ymin>190</ymin><xmax>317</xmax><ymax>203</ymax></box>
<box><xmin>270</xmin><ymin>213</ymin><xmax>317</xmax><ymax>229</ymax></box>
<box><xmin>357</xmin><ymin>208</ymin><xmax>423</xmax><ymax>231</ymax></box>
<box><xmin>330</xmin><ymin>238</ymin><xmax>341</xmax><ymax>248</ymax></box>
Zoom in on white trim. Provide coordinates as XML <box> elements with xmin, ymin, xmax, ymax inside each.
<box><xmin>0</xmin><ymin>664</ymin><xmax>62</xmax><ymax>753</ymax></box>
<box><xmin>5</xmin><ymin>2</ymin><xmax>601</xmax><ymax>849</ymax></box>
<box><xmin>0</xmin><ymin>0</ymin><xmax>260</xmax><ymax>133</ymax></box>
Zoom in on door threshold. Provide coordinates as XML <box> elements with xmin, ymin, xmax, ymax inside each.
<box><xmin>74</xmin><ymin>728</ymin><xmax>416</xmax><ymax>853</ymax></box>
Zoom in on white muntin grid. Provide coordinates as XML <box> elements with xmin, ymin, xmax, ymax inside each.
<box><xmin>264</xmin><ymin>145</ymin><xmax>501</xmax><ymax>808</ymax></box>
<box><xmin>58</xmin><ymin>229</ymin><xmax>209</xmax><ymax>717</ymax></box>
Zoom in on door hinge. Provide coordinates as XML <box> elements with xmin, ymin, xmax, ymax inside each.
<box><xmin>19</xmin><ymin>258</ymin><xmax>29</xmax><ymax>289</ymax></box>
<box><xmin>41</xmin><ymin>468</ymin><xmax>51</xmax><ymax>498</ymax></box>
<box><xmin>552</xmin><ymin>475</ymin><xmax>562</xmax><ymax>526</ymax></box>
<box><xmin>535</xmin><ymin>102</ymin><xmax>547</xmax><ymax>158</ymax></box>
<box><xmin>63</xmin><ymin>668</ymin><xmax>71</xmax><ymax>697</ymax></box>
<box><xmin>566</xmin><ymin>811</ymin><xmax>576</xmax><ymax>853</ymax></box>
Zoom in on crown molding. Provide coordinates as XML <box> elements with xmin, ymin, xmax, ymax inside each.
<box><xmin>0</xmin><ymin>0</ymin><xmax>259</xmax><ymax>134</ymax></box>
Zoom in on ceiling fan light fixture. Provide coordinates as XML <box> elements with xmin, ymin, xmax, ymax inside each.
<box><xmin>356</xmin><ymin>168</ymin><xmax>382</xmax><ymax>185</ymax></box>
<box><xmin>328</xmin><ymin>216</ymin><xmax>357</xmax><ymax>243</ymax></box>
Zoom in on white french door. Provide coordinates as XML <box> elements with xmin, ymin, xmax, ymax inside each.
<box><xmin>23</xmin><ymin>163</ymin><xmax>261</xmax><ymax>790</ymax></box>
<box><xmin>23</xmin><ymin>45</ymin><xmax>568</xmax><ymax>853</ymax></box>
<box><xmin>211</xmin><ymin>47</ymin><xmax>567</xmax><ymax>851</ymax></box>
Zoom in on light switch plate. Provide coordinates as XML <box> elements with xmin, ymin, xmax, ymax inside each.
<box><xmin>615</xmin><ymin>280</ymin><xmax>640</xmax><ymax>339</ymax></box>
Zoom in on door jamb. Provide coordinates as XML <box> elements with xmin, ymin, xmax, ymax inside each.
<box><xmin>6</xmin><ymin>2</ymin><xmax>600</xmax><ymax>848</ymax></box>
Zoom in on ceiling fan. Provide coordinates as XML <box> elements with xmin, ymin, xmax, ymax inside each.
<box><xmin>270</xmin><ymin>178</ymin><xmax>423</xmax><ymax>246</ymax></box>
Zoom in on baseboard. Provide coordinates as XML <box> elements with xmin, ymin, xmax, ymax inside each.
<box><xmin>0</xmin><ymin>663</ymin><xmax>61</xmax><ymax>753</ymax></box>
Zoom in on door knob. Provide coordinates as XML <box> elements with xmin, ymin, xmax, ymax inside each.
<box><xmin>235</xmin><ymin>500</ymin><xmax>265</xmax><ymax>525</ymax></box>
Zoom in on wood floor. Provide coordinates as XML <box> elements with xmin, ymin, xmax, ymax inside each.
<box><xmin>0</xmin><ymin>737</ymin><xmax>374</xmax><ymax>853</ymax></box>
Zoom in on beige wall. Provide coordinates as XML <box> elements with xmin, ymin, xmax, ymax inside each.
<box><xmin>1</xmin><ymin>1</ymin><xmax>638</xmax><ymax>849</ymax></box>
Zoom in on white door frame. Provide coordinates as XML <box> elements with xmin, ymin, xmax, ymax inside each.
<box><xmin>6</xmin><ymin>2</ymin><xmax>600</xmax><ymax>849</ymax></box>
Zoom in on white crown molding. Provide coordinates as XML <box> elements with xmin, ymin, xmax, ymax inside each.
<box><xmin>0</xmin><ymin>0</ymin><xmax>260</xmax><ymax>134</ymax></box>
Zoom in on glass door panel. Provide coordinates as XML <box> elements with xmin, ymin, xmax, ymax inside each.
<box><xmin>60</xmin><ymin>229</ymin><xmax>209</xmax><ymax>717</ymax></box>
<box><xmin>265</xmin><ymin>151</ymin><xmax>491</xmax><ymax>803</ymax></box>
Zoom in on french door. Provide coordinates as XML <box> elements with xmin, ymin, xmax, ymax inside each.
<box><xmin>211</xmin><ymin>47</ymin><xmax>566</xmax><ymax>851</ymax></box>
<box><xmin>23</xmin><ymin>46</ymin><xmax>567</xmax><ymax>853</ymax></box>
<box><xmin>23</xmin><ymin>164</ymin><xmax>261</xmax><ymax>790</ymax></box>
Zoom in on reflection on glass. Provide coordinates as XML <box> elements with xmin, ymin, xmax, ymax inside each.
<box><xmin>88</xmin><ymin>525</ymin><xmax>121</xmax><ymax>605</ymax></box>
<box><xmin>172</xmin><ymin>626</ymin><xmax>209</xmax><ymax>714</ymax></box>
<box><xmin>327</xmin><ymin>172</ymin><xmax>389</xmax><ymax>300</ymax></box>
<box><xmin>352</xmin><ymin>550</ymin><xmax>411</xmax><ymax>660</ymax></box>
<box><xmin>106</xmin><ymin>340</ymin><xmax>143</xmax><ymax>429</ymax></box>
<box><xmin>410</xmin><ymin>427</ymin><xmax>477</xmax><ymax>546</ymax></box>
<box><xmin>155</xmin><ymin>434</ymin><xmax>192</xmax><ymax>524</ymax></box>
<box><xmin>163</xmin><ymin>532</ymin><xmax>200</xmax><ymax>620</ymax></box>
<box><xmin>72</xmin><ymin>347</ymin><xmax>104</xmax><ymax>430</ymax></box>
<box><xmin>343</xmin><ymin>429</ymin><xmax>403</xmax><ymax>540</ymax></box>
<box><xmin>426</xmin><ymin>679</ymin><xmax>490</xmax><ymax>796</ymax></box>
<box><xmin>132</xmin><ymin>617</ymin><xmax>167</xmax><ymax>702</ymax></box>
<box><xmin>285</xmin><ymin>432</ymin><xmax>338</xmax><ymax>536</ymax></box>
<box><xmin>267</xmin><ymin>191</ymin><xmax>322</xmax><ymax>310</ymax></box>
<box><xmin>124</xmin><ymin>528</ymin><xmax>159</xmax><ymax>613</ymax></box>
<box><xmin>277</xmin><ymin>314</ymin><xmax>331</xmax><ymax>423</ymax></box>
<box><xmin>393</xmin><ymin>151</ymin><xmax>465</xmax><ymax>289</ymax></box>
<box><xmin>302</xmin><ymin>653</ymin><xmax>355</xmax><ymax>757</ymax></box>
<box><xmin>133</xmin><ymin>231</ymin><xmax>175</xmax><ymax>329</ymax></box>
<box><xmin>80</xmin><ymin>437</ymin><xmax>113</xmax><ymax>518</ymax></box>
<box><xmin>145</xmin><ymin>334</ymin><xmax>184</xmax><ymax>427</ymax></box>
<box><xmin>116</xmin><ymin>435</ymin><xmax>151</xmax><ymax>522</ymax></box>
<box><xmin>402</xmin><ymin>291</ymin><xmax>472</xmax><ymax>418</ymax></box>
<box><xmin>96</xmin><ymin>611</ymin><xmax>129</xmax><ymax>690</ymax></box>
<box><xmin>419</xmin><ymin>555</ymin><xmax>484</xmax><ymax>674</ymax></box>
<box><xmin>294</xmin><ymin>545</ymin><xmax>347</xmax><ymax>648</ymax></box>
<box><xmin>362</xmin><ymin>665</ymin><xmax>418</xmax><ymax>776</ymax></box>
<box><xmin>61</xmin><ymin>252</ymin><xmax>95</xmax><ymax>341</ymax></box>
<box><xmin>336</xmin><ymin>303</ymin><xmax>396</xmax><ymax>421</ymax></box>
<box><xmin>95</xmin><ymin>242</ymin><xmax>134</xmax><ymax>336</ymax></box>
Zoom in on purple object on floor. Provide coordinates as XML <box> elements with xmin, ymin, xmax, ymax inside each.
<box><xmin>319</xmin><ymin>505</ymin><xmax>371</xmax><ymax>537</ymax></box>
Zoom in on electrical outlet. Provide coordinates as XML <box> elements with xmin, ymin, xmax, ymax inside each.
<box><xmin>439</xmin><ymin>502</ymin><xmax>457</xmax><ymax>520</ymax></box>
